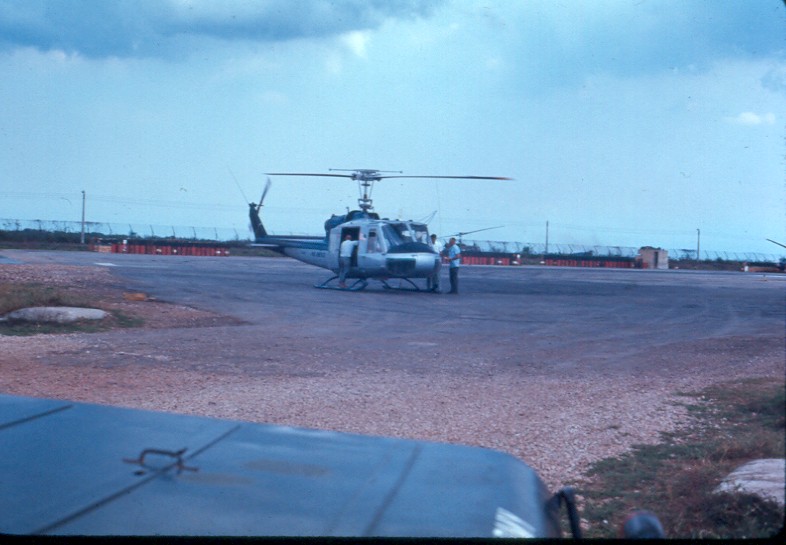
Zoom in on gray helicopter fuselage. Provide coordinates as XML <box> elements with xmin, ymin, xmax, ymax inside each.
<box><xmin>327</xmin><ymin>218</ymin><xmax>439</xmax><ymax>280</ymax></box>
<box><xmin>248</xmin><ymin>168</ymin><xmax>503</xmax><ymax>289</ymax></box>
<box><xmin>251</xmin><ymin>203</ymin><xmax>440</xmax><ymax>283</ymax></box>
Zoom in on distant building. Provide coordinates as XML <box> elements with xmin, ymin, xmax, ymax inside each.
<box><xmin>636</xmin><ymin>247</ymin><xmax>669</xmax><ymax>269</ymax></box>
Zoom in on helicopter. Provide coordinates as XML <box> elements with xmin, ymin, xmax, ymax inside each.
<box><xmin>249</xmin><ymin>169</ymin><xmax>510</xmax><ymax>291</ymax></box>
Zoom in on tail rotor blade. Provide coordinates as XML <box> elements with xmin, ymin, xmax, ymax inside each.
<box><xmin>257</xmin><ymin>177</ymin><xmax>272</xmax><ymax>211</ymax></box>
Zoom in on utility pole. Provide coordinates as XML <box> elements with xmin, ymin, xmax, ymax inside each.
<box><xmin>80</xmin><ymin>190</ymin><xmax>86</xmax><ymax>244</ymax></box>
<box><xmin>696</xmin><ymin>228</ymin><xmax>701</xmax><ymax>261</ymax></box>
<box><xmin>545</xmin><ymin>220</ymin><xmax>549</xmax><ymax>255</ymax></box>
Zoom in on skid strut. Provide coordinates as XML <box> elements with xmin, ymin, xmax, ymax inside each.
<box><xmin>315</xmin><ymin>276</ymin><xmax>368</xmax><ymax>291</ymax></box>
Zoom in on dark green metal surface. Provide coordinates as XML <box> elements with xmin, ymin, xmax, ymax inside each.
<box><xmin>0</xmin><ymin>394</ymin><xmax>559</xmax><ymax>537</ymax></box>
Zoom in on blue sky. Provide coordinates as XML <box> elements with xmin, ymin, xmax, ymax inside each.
<box><xmin>1</xmin><ymin>0</ymin><xmax>784</xmax><ymax>255</ymax></box>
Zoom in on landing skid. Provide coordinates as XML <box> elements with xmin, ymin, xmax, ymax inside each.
<box><xmin>315</xmin><ymin>276</ymin><xmax>369</xmax><ymax>291</ymax></box>
<box><xmin>380</xmin><ymin>278</ymin><xmax>422</xmax><ymax>291</ymax></box>
<box><xmin>315</xmin><ymin>275</ymin><xmax>428</xmax><ymax>292</ymax></box>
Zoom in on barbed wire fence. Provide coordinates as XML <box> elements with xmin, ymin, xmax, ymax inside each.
<box><xmin>1</xmin><ymin>218</ymin><xmax>782</xmax><ymax>263</ymax></box>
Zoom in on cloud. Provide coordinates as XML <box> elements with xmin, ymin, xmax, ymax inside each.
<box><xmin>0</xmin><ymin>0</ymin><xmax>442</xmax><ymax>59</ymax></box>
<box><xmin>341</xmin><ymin>30</ymin><xmax>371</xmax><ymax>59</ymax></box>
<box><xmin>726</xmin><ymin>112</ymin><xmax>777</xmax><ymax>125</ymax></box>
<box><xmin>503</xmin><ymin>0</ymin><xmax>786</xmax><ymax>89</ymax></box>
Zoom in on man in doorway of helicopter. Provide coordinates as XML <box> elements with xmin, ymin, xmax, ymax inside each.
<box><xmin>443</xmin><ymin>237</ymin><xmax>461</xmax><ymax>294</ymax></box>
<box><xmin>338</xmin><ymin>234</ymin><xmax>358</xmax><ymax>288</ymax></box>
<box><xmin>428</xmin><ymin>233</ymin><xmax>443</xmax><ymax>292</ymax></box>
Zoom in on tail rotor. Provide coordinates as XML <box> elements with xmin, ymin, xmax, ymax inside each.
<box><xmin>249</xmin><ymin>177</ymin><xmax>272</xmax><ymax>239</ymax></box>
<box><xmin>256</xmin><ymin>177</ymin><xmax>272</xmax><ymax>212</ymax></box>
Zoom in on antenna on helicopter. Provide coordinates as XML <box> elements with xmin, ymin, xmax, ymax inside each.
<box><xmin>228</xmin><ymin>166</ymin><xmax>250</xmax><ymax>204</ymax></box>
<box><xmin>418</xmin><ymin>210</ymin><xmax>438</xmax><ymax>224</ymax></box>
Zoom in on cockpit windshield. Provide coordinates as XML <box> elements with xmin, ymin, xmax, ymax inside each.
<box><xmin>381</xmin><ymin>222</ymin><xmax>432</xmax><ymax>252</ymax></box>
<box><xmin>411</xmin><ymin>223</ymin><xmax>430</xmax><ymax>244</ymax></box>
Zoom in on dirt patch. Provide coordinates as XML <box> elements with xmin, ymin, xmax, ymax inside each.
<box><xmin>0</xmin><ymin>264</ymin><xmax>241</xmax><ymax>330</ymax></box>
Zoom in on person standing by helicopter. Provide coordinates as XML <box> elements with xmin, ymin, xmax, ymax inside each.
<box><xmin>444</xmin><ymin>237</ymin><xmax>461</xmax><ymax>294</ymax></box>
<box><xmin>338</xmin><ymin>234</ymin><xmax>358</xmax><ymax>288</ymax></box>
<box><xmin>428</xmin><ymin>233</ymin><xmax>443</xmax><ymax>292</ymax></box>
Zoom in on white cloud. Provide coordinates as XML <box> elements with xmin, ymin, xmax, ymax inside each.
<box><xmin>323</xmin><ymin>30</ymin><xmax>371</xmax><ymax>74</ymax></box>
<box><xmin>341</xmin><ymin>30</ymin><xmax>371</xmax><ymax>59</ymax></box>
<box><xmin>727</xmin><ymin>111</ymin><xmax>776</xmax><ymax>125</ymax></box>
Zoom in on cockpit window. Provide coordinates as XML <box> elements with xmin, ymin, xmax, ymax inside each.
<box><xmin>412</xmin><ymin>224</ymin><xmax>429</xmax><ymax>244</ymax></box>
<box><xmin>392</xmin><ymin>223</ymin><xmax>412</xmax><ymax>241</ymax></box>
<box><xmin>381</xmin><ymin>222</ymin><xmax>431</xmax><ymax>251</ymax></box>
<box><xmin>367</xmin><ymin>229</ymin><xmax>382</xmax><ymax>253</ymax></box>
<box><xmin>382</xmin><ymin>224</ymin><xmax>406</xmax><ymax>247</ymax></box>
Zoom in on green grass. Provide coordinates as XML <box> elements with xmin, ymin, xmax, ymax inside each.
<box><xmin>579</xmin><ymin>378</ymin><xmax>785</xmax><ymax>539</ymax></box>
<box><xmin>0</xmin><ymin>282</ymin><xmax>97</xmax><ymax>315</ymax></box>
<box><xmin>0</xmin><ymin>282</ymin><xmax>143</xmax><ymax>335</ymax></box>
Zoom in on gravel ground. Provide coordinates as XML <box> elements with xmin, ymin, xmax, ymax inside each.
<box><xmin>1</xmin><ymin>263</ymin><xmax>783</xmax><ymax>491</ymax></box>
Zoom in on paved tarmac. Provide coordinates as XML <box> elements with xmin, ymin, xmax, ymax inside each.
<box><xmin>3</xmin><ymin>249</ymin><xmax>784</xmax><ymax>378</ymax></box>
<box><xmin>4</xmin><ymin>249</ymin><xmax>785</xmax><ymax>492</ymax></box>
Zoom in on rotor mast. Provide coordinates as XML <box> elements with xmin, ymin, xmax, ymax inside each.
<box><xmin>329</xmin><ymin>169</ymin><xmax>402</xmax><ymax>212</ymax></box>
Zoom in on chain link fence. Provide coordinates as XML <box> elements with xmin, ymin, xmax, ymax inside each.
<box><xmin>2</xmin><ymin>218</ymin><xmax>783</xmax><ymax>263</ymax></box>
<box><xmin>1</xmin><ymin>218</ymin><xmax>248</xmax><ymax>242</ymax></box>
<box><xmin>458</xmin><ymin>239</ymin><xmax>782</xmax><ymax>263</ymax></box>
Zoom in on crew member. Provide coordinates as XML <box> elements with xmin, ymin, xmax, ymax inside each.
<box><xmin>428</xmin><ymin>233</ymin><xmax>443</xmax><ymax>292</ymax></box>
<box><xmin>444</xmin><ymin>237</ymin><xmax>461</xmax><ymax>294</ymax></box>
<box><xmin>338</xmin><ymin>234</ymin><xmax>358</xmax><ymax>288</ymax></box>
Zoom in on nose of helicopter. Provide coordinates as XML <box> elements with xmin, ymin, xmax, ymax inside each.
<box><xmin>385</xmin><ymin>253</ymin><xmax>440</xmax><ymax>277</ymax></box>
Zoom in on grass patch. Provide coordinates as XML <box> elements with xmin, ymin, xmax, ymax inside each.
<box><xmin>0</xmin><ymin>282</ymin><xmax>96</xmax><ymax>314</ymax></box>
<box><xmin>579</xmin><ymin>378</ymin><xmax>785</xmax><ymax>539</ymax></box>
<box><xmin>0</xmin><ymin>310</ymin><xmax>142</xmax><ymax>336</ymax></box>
<box><xmin>0</xmin><ymin>282</ymin><xmax>144</xmax><ymax>335</ymax></box>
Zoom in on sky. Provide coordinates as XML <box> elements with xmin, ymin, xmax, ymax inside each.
<box><xmin>1</xmin><ymin>0</ymin><xmax>784</xmax><ymax>256</ymax></box>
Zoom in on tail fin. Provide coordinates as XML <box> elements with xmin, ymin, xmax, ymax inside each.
<box><xmin>249</xmin><ymin>202</ymin><xmax>268</xmax><ymax>239</ymax></box>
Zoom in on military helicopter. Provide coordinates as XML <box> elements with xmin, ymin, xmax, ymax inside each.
<box><xmin>249</xmin><ymin>169</ymin><xmax>510</xmax><ymax>291</ymax></box>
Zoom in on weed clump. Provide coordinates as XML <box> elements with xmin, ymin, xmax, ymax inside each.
<box><xmin>0</xmin><ymin>282</ymin><xmax>141</xmax><ymax>335</ymax></box>
<box><xmin>0</xmin><ymin>283</ymin><xmax>93</xmax><ymax>315</ymax></box>
<box><xmin>580</xmin><ymin>378</ymin><xmax>785</xmax><ymax>539</ymax></box>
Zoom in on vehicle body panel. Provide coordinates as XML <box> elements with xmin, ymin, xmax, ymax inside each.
<box><xmin>1</xmin><ymin>394</ymin><xmax>559</xmax><ymax>537</ymax></box>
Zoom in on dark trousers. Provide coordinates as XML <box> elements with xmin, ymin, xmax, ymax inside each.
<box><xmin>449</xmin><ymin>267</ymin><xmax>459</xmax><ymax>293</ymax></box>
<box><xmin>339</xmin><ymin>256</ymin><xmax>351</xmax><ymax>283</ymax></box>
<box><xmin>427</xmin><ymin>261</ymin><xmax>441</xmax><ymax>291</ymax></box>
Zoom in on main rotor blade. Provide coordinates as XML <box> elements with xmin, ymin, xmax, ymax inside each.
<box><xmin>766</xmin><ymin>238</ymin><xmax>786</xmax><ymax>249</ymax></box>
<box><xmin>265</xmin><ymin>173</ymin><xmax>353</xmax><ymax>178</ymax></box>
<box><xmin>265</xmin><ymin>172</ymin><xmax>512</xmax><ymax>180</ymax></box>
<box><xmin>379</xmin><ymin>175</ymin><xmax>513</xmax><ymax>180</ymax></box>
<box><xmin>447</xmin><ymin>225</ymin><xmax>505</xmax><ymax>237</ymax></box>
